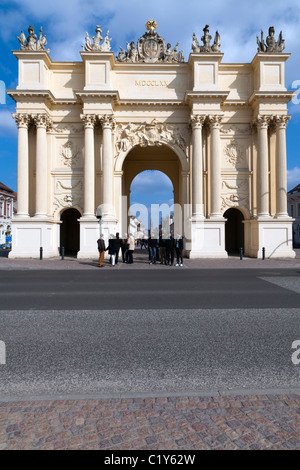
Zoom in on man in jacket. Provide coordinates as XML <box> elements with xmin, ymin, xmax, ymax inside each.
<box><xmin>97</xmin><ymin>235</ymin><xmax>106</xmax><ymax>267</ymax></box>
<box><xmin>166</xmin><ymin>232</ymin><xmax>175</xmax><ymax>266</ymax></box>
<box><xmin>148</xmin><ymin>233</ymin><xmax>158</xmax><ymax>264</ymax></box>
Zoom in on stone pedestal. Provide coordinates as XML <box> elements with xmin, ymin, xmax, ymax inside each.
<box><xmin>77</xmin><ymin>217</ymin><xmax>99</xmax><ymax>259</ymax></box>
<box><xmin>9</xmin><ymin>218</ymin><xmax>59</xmax><ymax>259</ymax></box>
<box><xmin>244</xmin><ymin>218</ymin><xmax>295</xmax><ymax>259</ymax></box>
<box><xmin>188</xmin><ymin>217</ymin><xmax>228</xmax><ymax>258</ymax></box>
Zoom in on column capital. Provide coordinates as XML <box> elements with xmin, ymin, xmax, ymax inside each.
<box><xmin>12</xmin><ymin>113</ymin><xmax>30</xmax><ymax>128</ymax></box>
<box><xmin>33</xmin><ymin>113</ymin><xmax>52</xmax><ymax>130</ymax></box>
<box><xmin>207</xmin><ymin>114</ymin><xmax>223</xmax><ymax>129</ymax></box>
<box><xmin>253</xmin><ymin>114</ymin><xmax>272</xmax><ymax>130</ymax></box>
<box><xmin>274</xmin><ymin>114</ymin><xmax>291</xmax><ymax>129</ymax></box>
<box><xmin>99</xmin><ymin>114</ymin><xmax>115</xmax><ymax>130</ymax></box>
<box><xmin>190</xmin><ymin>114</ymin><xmax>205</xmax><ymax>130</ymax></box>
<box><xmin>80</xmin><ymin>114</ymin><xmax>96</xmax><ymax>129</ymax></box>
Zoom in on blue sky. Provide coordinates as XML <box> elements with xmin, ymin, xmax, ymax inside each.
<box><xmin>0</xmin><ymin>0</ymin><xmax>299</xmax><ymax>198</ymax></box>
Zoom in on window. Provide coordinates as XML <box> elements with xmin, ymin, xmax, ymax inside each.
<box><xmin>290</xmin><ymin>204</ymin><xmax>294</xmax><ymax>217</ymax></box>
<box><xmin>297</xmin><ymin>203</ymin><xmax>300</xmax><ymax>218</ymax></box>
<box><xmin>0</xmin><ymin>201</ymin><xmax>3</xmax><ymax>216</ymax></box>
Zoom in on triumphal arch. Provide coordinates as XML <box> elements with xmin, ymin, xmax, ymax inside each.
<box><xmin>8</xmin><ymin>21</ymin><xmax>295</xmax><ymax>258</ymax></box>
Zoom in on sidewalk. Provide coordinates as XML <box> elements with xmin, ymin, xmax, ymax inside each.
<box><xmin>1</xmin><ymin>391</ymin><xmax>299</xmax><ymax>450</ymax></box>
<box><xmin>0</xmin><ymin>249</ymin><xmax>299</xmax><ymax>270</ymax></box>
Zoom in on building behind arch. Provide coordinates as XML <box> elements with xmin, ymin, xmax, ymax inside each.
<box><xmin>7</xmin><ymin>22</ymin><xmax>295</xmax><ymax>259</ymax></box>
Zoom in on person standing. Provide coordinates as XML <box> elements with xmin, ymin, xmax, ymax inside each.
<box><xmin>148</xmin><ymin>233</ymin><xmax>158</xmax><ymax>264</ymax></box>
<box><xmin>127</xmin><ymin>233</ymin><xmax>135</xmax><ymax>264</ymax></box>
<box><xmin>121</xmin><ymin>233</ymin><xmax>128</xmax><ymax>263</ymax></box>
<box><xmin>159</xmin><ymin>236</ymin><xmax>167</xmax><ymax>265</ymax></box>
<box><xmin>97</xmin><ymin>235</ymin><xmax>106</xmax><ymax>267</ymax></box>
<box><xmin>166</xmin><ymin>232</ymin><xmax>175</xmax><ymax>266</ymax></box>
<box><xmin>107</xmin><ymin>234</ymin><xmax>116</xmax><ymax>266</ymax></box>
<box><xmin>115</xmin><ymin>232</ymin><xmax>122</xmax><ymax>265</ymax></box>
<box><xmin>175</xmin><ymin>234</ymin><xmax>184</xmax><ymax>266</ymax></box>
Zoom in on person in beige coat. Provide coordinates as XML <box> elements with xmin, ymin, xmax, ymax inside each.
<box><xmin>127</xmin><ymin>233</ymin><xmax>135</xmax><ymax>264</ymax></box>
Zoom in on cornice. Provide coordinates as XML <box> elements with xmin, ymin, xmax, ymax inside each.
<box><xmin>7</xmin><ymin>89</ymin><xmax>80</xmax><ymax>106</ymax></box>
<box><xmin>116</xmin><ymin>99</ymin><xmax>187</xmax><ymax>107</ymax></box>
<box><xmin>249</xmin><ymin>91</ymin><xmax>294</xmax><ymax>105</ymax></box>
<box><xmin>185</xmin><ymin>90</ymin><xmax>230</xmax><ymax>105</ymax></box>
<box><xmin>76</xmin><ymin>90</ymin><xmax>119</xmax><ymax>103</ymax></box>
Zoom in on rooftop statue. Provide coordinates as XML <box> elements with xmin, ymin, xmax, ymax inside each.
<box><xmin>82</xmin><ymin>26</ymin><xmax>111</xmax><ymax>52</ymax></box>
<box><xmin>116</xmin><ymin>19</ymin><xmax>185</xmax><ymax>63</ymax></box>
<box><xmin>18</xmin><ymin>25</ymin><xmax>49</xmax><ymax>52</ymax></box>
<box><xmin>192</xmin><ymin>25</ymin><xmax>221</xmax><ymax>53</ymax></box>
<box><xmin>257</xmin><ymin>26</ymin><xmax>285</xmax><ymax>53</ymax></box>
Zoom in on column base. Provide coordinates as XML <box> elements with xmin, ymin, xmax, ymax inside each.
<box><xmin>243</xmin><ymin>218</ymin><xmax>296</xmax><ymax>259</ymax></box>
<box><xmin>187</xmin><ymin>217</ymin><xmax>228</xmax><ymax>259</ymax></box>
<box><xmin>8</xmin><ymin>217</ymin><xmax>60</xmax><ymax>259</ymax></box>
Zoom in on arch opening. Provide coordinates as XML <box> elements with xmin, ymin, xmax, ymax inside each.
<box><xmin>121</xmin><ymin>144</ymin><xmax>183</xmax><ymax>238</ymax></box>
<box><xmin>224</xmin><ymin>208</ymin><xmax>244</xmax><ymax>255</ymax></box>
<box><xmin>60</xmin><ymin>208</ymin><xmax>80</xmax><ymax>256</ymax></box>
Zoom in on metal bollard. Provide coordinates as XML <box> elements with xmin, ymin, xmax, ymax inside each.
<box><xmin>262</xmin><ymin>247</ymin><xmax>265</xmax><ymax>260</ymax></box>
<box><xmin>40</xmin><ymin>247</ymin><xmax>43</xmax><ymax>260</ymax></box>
<box><xmin>61</xmin><ymin>246</ymin><xmax>64</xmax><ymax>260</ymax></box>
<box><xmin>240</xmin><ymin>247</ymin><xmax>243</xmax><ymax>260</ymax></box>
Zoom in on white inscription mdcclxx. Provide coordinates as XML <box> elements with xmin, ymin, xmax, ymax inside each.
<box><xmin>135</xmin><ymin>80</ymin><xmax>169</xmax><ymax>87</ymax></box>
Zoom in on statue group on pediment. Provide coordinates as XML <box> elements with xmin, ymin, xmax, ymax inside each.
<box><xmin>192</xmin><ymin>25</ymin><xmax>221</xmax><ymax>53</ymax></box>
<box><xmin>82</xmin><ymin>26</ymin><xmax>111</xmax><ymax>52</ymax></box>
<box><xmin>17</xmin><ymin>21</ymin><xmax>287</xmax><ymax>57</ymax></box>
<box><xmin>116</xmin><ymin>20</ymin><xmax>184</xmax><ymax>63</ymax></box>
<box><xmin>257</xmin><ymin>26</ymin><xmax>285</xmax><ymax>53</ymax></box>
<box><xmin>18</xmin><ymin>25</ymin><xmax>49</xmax><ymax>52</ymax></box>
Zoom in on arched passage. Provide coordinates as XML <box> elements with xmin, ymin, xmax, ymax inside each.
<box><xmin>224</xmin><ymin>208</ymin><xmax>244</xmax><ymax>255</ymax></box>
<box><xmin>60</xmin><ymin>208</ymin><xmax>80</xmax><ymax>256</ymax></box>
<box><xmin>130</xmin><ymin>170</ymin><xmax>174</xmax><ymax>236</ymax></box>
<box><xmin>119</xmin><ymin>144</ymin><xmax>186</xmax><ymax>237</ymax></box>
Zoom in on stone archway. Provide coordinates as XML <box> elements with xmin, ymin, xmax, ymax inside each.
<box><xmin>60</xmin><ymin>208</ymin><xmax>81</xmax><ymax>255</ymax></box>
<box><xmin>224</xmin><ymin>208</ymin><xmax>244</xmax><ymax>255</ymax></box>
<box><xmin>119</xmin><ymin>143</ymin><xmax>186</xmax><ymax>236</ymax></box>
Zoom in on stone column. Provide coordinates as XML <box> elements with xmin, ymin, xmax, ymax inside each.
<box><xmin>34</xmin><ymin>114</ymin><xmax>49</xmax><ymax>217</ymax></box>
<box><xmin>208</xmin><ymin>115</ymin><xmax>223</xmax><ymax>218</ymax></box>
<box><xmin>13</xmin><ymin>113</ymin><xmax>30</xmax><ymax>217</ymax></box>
<box><xmin>191</xmin><ymin>115</ymin><xmax>205</xmax><ymax>218</ymax></box>
<box><xmin>275</xmin><ymin>115</ymin><xmax>290</xmax><ymax>218</ymax></box>
<box><xmin>81</xmin><ymin>114</ymin><xmax>96</xmax><ymax>217</ymax></box>
<box><xmin>101</xmin><ymin>115</ymin><xmax>115</xmax><ymax>218</ymax></box>
<box><xmin>256</xmin><ymin>115</ymin><xmax>270</xmax><ymax>218</ymax></box>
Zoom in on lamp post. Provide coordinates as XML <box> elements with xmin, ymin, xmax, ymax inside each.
<box><xmin>96</xmin><ymin>205</ymin><xmax>102</xmax><ymax>238</ymax></box>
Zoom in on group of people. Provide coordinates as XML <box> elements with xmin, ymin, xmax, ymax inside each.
<box><xmin>97</xmin><ymin>233</ymin><xmax>184</xmax><ymax>267</ymax></box>
<box><xmin>97</xmin><ymin>233</ymin><xmax>135</xmax><ymax>267</ymax></box>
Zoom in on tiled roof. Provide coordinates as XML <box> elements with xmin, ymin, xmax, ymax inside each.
<box><xmin>288</xmin><ymin>183</ymin><xmax>300</xmax><ymax>195</ymax></box>
<box><xmin>0</xmin><ymin>182</ymin><xmax>15</xmax><ymax>195</ymax></box>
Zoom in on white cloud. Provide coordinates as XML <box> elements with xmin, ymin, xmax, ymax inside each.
<box><xmin>131</xmin><ymin>170</ymin><xmax>173</xmax><ymax>193</ymax></box>
<box><xmin>287</xmin><ymin>167</ymin><xmax>300</xmax><ymax>191</ymax></box>
<box><xmin>0</xmin><ymin>110</ymin><xmax>17</xmax><ymax>136</ymax></box>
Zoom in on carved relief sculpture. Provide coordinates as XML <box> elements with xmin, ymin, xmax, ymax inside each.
<box><xmin>257</xmin><ymin>27</ymin><xmax>285</xmax><ymax>53</ymax></box>
<box><xmin>115</xmin><ymin>120</ymin><xmax>187</xmax><ymax>155</ymax></box>
<box><xmin>60</xmin><ymin>141</ymin><xmax>81</xmax><ymax>167</ymax></box>
<box><xmin>192</xmin><ymin>25</ymin><xmax>221</xmax><ymax>53</ymax></box>
<box><xmin>18</xmin><ymin>25</ymin><xmax>49</xmax><ymax>52</ymax></box>
<box><xmin>223</xmin><ymin>139</ymin><xmax>247</xmax><ymax>167</ymax></box>
<box><xmin>116</xmin><ymin>19</ymin><xmax>184</xmax><ymax>63</ymax></box>
<box><xmin>82</xmin><ymin>26</ymin><xmax>111</xmax><ymax>52</ymax></box>
<box><xmin>221</xmin><ymin>180</ymin><xmax>249</xmax><ymax>213</ymax></box>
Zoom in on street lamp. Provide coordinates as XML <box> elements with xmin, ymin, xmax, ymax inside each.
<box><xmin>96</xmin><ymin>205</ymin><xmax>102</xmax><ymax>238</ymax></box>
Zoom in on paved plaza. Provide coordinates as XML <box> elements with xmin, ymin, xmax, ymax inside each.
<box><xmin>0</xmin><ymin>251</ymin><xmax>299</xmax><ymax>450</ymax></box>
<box><xmin>1</xmin><ymin>393</ymin><xmax>300</xmax><ymax>450</ymax></box>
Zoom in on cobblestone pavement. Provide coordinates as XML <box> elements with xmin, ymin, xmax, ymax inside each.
<box><xmin>1</xmin><ymin>393</ymin><xmax>300</xmax><ymax>450</ymax></box>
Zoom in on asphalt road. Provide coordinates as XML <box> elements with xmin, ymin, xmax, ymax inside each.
<box><xmin>0</xmin><ymin>268</ymin><xmax>299</xmax><ymax>399</ymax></box>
